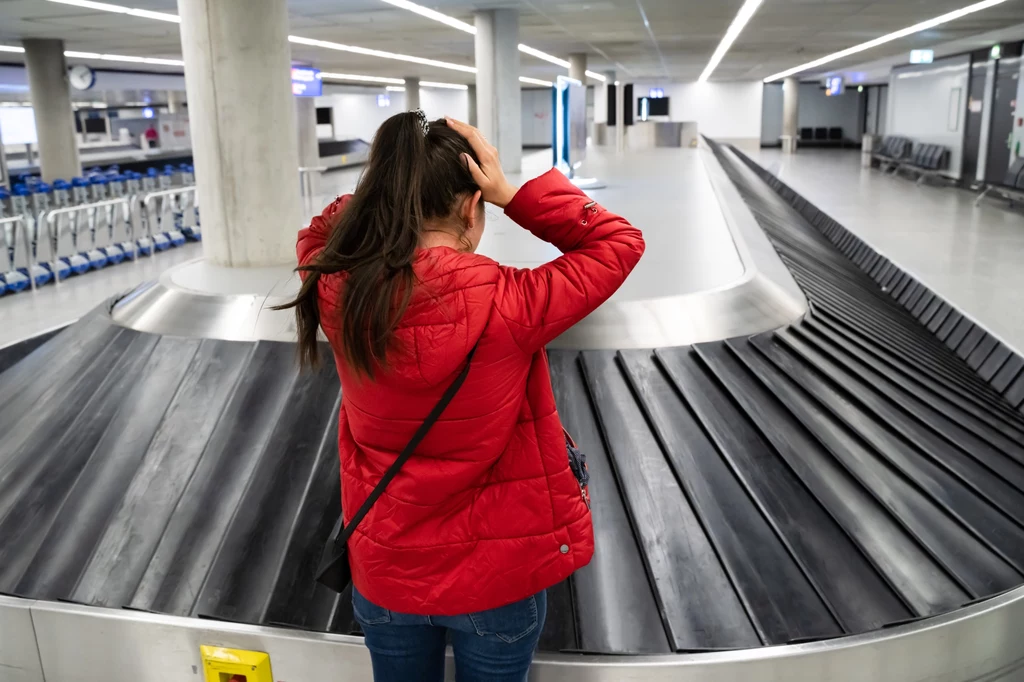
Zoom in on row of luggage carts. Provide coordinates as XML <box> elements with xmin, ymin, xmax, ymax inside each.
<box><xmin>0</xmin><ymin>164</ymin><xmax>200</xmax><ymax>296</ymax></box>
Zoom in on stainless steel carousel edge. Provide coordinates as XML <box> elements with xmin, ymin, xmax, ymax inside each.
<box><xmin>9</xmin><ymin>585</ymin><xmax>1024</xmax><ymax>681</ymax></box>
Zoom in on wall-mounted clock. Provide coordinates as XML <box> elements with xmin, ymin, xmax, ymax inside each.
<box><xmin>69</xmin><ymin>64</ymin><xmax>96</xmax><ymax>91</ymax></box>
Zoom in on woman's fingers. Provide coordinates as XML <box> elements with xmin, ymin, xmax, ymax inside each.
<box><xmin>461</xmin><ymin>153</ymin><xmax>487</xmax><ymax>186</ymax></box>
<box><xmin>447</xmin><ymin>117</ymin><xmax>493</xmax><ymax>159</ymax></box>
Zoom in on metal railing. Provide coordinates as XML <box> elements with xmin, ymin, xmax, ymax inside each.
<box><xmin>299</xmin><ymin>166</ymin><xmax>327</xmax><ymax>201</ymax></box>
<box><xmin>42</xmin><ymin>196</ymin><xmax>136</xmax><ymax>283</ymax></box>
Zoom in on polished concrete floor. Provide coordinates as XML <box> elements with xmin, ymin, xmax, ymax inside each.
<box><xmin>750</xmin><ymin>148</ymin><xmax>1024</xmax><ymax>353</ymax></box>
<box><xmin>312</xmin><ymin>147</ymin><xmax>744</xmax><ymax>302</ymax></box>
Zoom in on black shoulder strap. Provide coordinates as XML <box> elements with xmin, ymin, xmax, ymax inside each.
<box><xmin>335</xmin><ymin>342</ymin><xmax>479</xmax><ymax>548</ymax></box>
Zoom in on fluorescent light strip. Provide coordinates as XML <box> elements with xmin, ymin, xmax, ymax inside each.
<box><xmin>698</xmin><ymin>0</ymin><xmax>763</xmax><ymax>83</ymax></box>
<box><xmin>0</xmin><ymin>45</ymin><xmax>26</xmax><ymax>53</ymax></box>
<box><xmin>584</xmin><ymin>70</ymin><xmax>607</xmax><ymax>82</ymax></box>
<box><xmin>64</xmin><ymin>50</ymin><xmax>184</xmax><ymax>66</ymax></box>
<box><xmin>421</xmin><ymin>81</ymin><xmax>469</xmax><ymax>90</ymax></box>
<box><xmin>46</xmin><ymin>0</ymin><xmax>179</xmax><ymax>23</ymax></box>
<box><xmin>380</xmin><ymin>0</ymin><xmax>475</xmax><ymax>34</ymax></box>
<box><xmin>320</xmin><ymin>72</ymin><xmax>406</xmax><ymax>85</ymax></box>
<box><xmin>764</xmin><ymin>0</ymin><xmax>1012</xmax><ymax>82</ymax></box>
<box><xmin>386</xmin><ymin>86</ymin><xmax>406</xmax><ymax>92</ymax></box>
<box><xmin>288</xmin><ymin>35</ymin><xmax>476</xmax><ymax>74</ymax></box>
<box><xmin>376</xmin><ymin>0</ymin><xmax>609</xmax><ymax>83</ymax></box>
<box><xmin>519</xmin><ymin>76</ymin><xmax>553</xmax><ymax>87</ymax></box>
<box><xmin>517</xmin><ymin>43</ymin><xmax>569</xmax><ymax>68</ymax></box>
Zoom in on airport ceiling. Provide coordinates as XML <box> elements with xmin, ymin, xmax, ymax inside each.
<box><xmin>1</xmin><ymin>0</ymin><xmax>1024</xmax><ymax>83</ymax></box>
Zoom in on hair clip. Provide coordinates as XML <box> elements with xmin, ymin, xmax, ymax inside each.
<box><xmin>413</xmin><ymin>109</ymin><xmax>429</xmax><ymax>136</ymax></box>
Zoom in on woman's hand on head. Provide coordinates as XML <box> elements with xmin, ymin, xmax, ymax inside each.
<box><xmin>446</xmin><ymin>117</ymin><xmax>519</xmax><ymax>209</ymax></box>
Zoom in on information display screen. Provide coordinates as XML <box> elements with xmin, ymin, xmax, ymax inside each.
<box><xmin>0</xmin><ymin>107</ymin><xmax>38</xmax><ymax>145</ymax></box>
<box><xmin>292</xmin><ymin>66</ymin><xmax>323</xmax><ymax>97</ymax></box>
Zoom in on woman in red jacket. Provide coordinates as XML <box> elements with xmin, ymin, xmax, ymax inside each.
<box><xmin>285</xmin><ymin>111</ymin><xmax>644</xmax><ymax>681</ymax></box>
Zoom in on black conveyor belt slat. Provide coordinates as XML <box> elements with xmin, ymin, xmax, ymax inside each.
<box><xmin>15</xmin><ymin>336</ymin><xmax>204</xmax><ymax>600</ymax></box>
<box><xmin>729</xmin><ymin>338</ymin><xmax>969</xmax><ymax>616</ymax></box>
<box><xmin>0</xmin><ymin>325</ymin><xmax>136</xmax><ymax>528</ymax></box>
<box><xmin>754</xmin><ymin>334</ymin><xmax>1021</xmax><ymax>599</ymax></box>
<box><xmin>625</xmin><ymin>348</ymin><xmax>842</xmax><ymax>644</ymax></box>
<box><xmin>71</xmin><ymin>338</ymin><xmax>259</xmax><ymax>608</ymax></box>
<box><xmin>194</xmin><ymin>351</ymin><xmax>342</xmax><ymax>624</ymax></box>
<box><xmin>0</xmin><ymin>326</ymin><xmax>65</xmax><ymax>374</ymax></box>
<box><xmin>696</xmin><ymin>342</ymin><xmax>913</xmax><ymax>630</ymax></box>
<box><xmin>581</xmin><ymin>351</ymin><xmax>759</xmax><ymax>651</ymax></box>
<box><xmin>806</xmin><ymin>314</ymin><xmax>1024</xmax><ymax>441</ymax></box>
<box><xmin>548</xmin><ymin>350</ymin><xmax>669</xmax><ymax>654</ymax></box>
<box><xmin>0</xmin><ymin>332</ymin><xmax>164</xmax><ymax>592</ymax></box>
<box><xmin>128</xmin><ymin>342</ymin><xmax>295</xmax><ymax>615</ymax></box>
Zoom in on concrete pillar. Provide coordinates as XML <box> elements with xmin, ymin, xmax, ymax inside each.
<box><xmin>467</xmin><ymin>84</ymin><xmax>477</xmax><ymax>126</ymax></box>
<box><xmin>166</xmin><ymin>89</ymin><xmax>183</xmax><ymax>114</ymax></box>
<box><xmin>616</xmin><ymin>82</ymin><xmax>627</xmax><ymax>153</ymax></box>
<box><xmin>782</xmin><ymin>77</ymin><xmax>799</xmax><ymax>154</ymax></box>
<box><xmin>569</xmin><ymin>53</ymin><xmax>587</xmax><ymax>83</ymax></box>
<box><xmin>405</xmin><ymin>77</ymin><xmax>421</xmax><ymax>111</ymax></box>
<box><xmin>474</xmin><ymin>9</ymin><xmax>521</xmax><ymax>173</ymax></box>
<box><xmin>23</xmin><ymin>39</ymin><xmax>80</xmax><ymax>182</ymax></box>
<box><xmin>295</xmin><ymin>97</ymin><xmax>319</xmax><ymax>168</ymax></box>
<box><xmin>177</xmin><ymin>0</ymin><xmax>303</xmax><ymax>267</ymax></box>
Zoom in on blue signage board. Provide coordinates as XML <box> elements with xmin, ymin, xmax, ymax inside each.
<box><xmin>291</xmin><ymin>66</ymin><xmax>322</xmax><ymax>97</ymax></box>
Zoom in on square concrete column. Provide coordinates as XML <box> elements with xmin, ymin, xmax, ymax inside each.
<box><xmin>177</xmin><ymin>0</ymin><xmax>303</xmax><ymax>267</ymax></box>
<box><xmin>782</xmin><ymin>77</ymin><xmax>799</xmax><ymax>154</ymax></box>
<box><xmin>23</xmin><ymin>39</ymin><xmax>80</xmax><ymax>182</ymax></box>
<box><xmin>467</xmin><ymin>84</ymin><xmax>477</xmax><ymax>126</ymax></box>
<box><xmin>474</xmin><ymin>9</ymin><xmax>521</xmax><ymax>173</ymax></box>
<box><xmin>405</xmin><ymin>77</ymin><xmax>421</xmax><ymax>111</ymax></box>
<box><xmin>569</xmin><ymin>53</ymin><xmax>587</xmax><ymax>84</ymax></box>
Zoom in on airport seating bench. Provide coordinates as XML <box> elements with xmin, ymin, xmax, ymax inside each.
<box><xmin>896</xmin><ymin>142</ymin><xmax>950</xmax><ymax>184</ymax></box>
<box><xmin>975</xmin><ymin>157</ymin><xmax>1024</xmax><ymax>206</ymax></box>
<box><xmin>872</xmin><ymin>136</ymin><xmax>912</xmax><ymax>172</ymax></box>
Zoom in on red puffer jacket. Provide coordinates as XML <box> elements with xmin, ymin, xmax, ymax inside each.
<box><xmin>297</xmin><ymin>169</ymin><xmax>644</xmax><ymax>615</ymax></box>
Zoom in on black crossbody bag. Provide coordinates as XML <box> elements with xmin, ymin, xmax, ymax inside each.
<box><xmin>316</xmin><ymin>343</ymin><xmax>479</xmax><ymax>593</ymax></box>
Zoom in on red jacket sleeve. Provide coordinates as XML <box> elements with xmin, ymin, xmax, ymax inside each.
<box><xmin>297</xmin><ymin>194</ymin><xmax>351</xmax><ymax>271</ymax></box>
<box><xmin>495</xmin><ymin>169</ymin><xmax>645</xmax><ymax>353</ymax></box>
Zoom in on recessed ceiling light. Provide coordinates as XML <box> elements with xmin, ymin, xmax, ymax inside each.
<box><xmin>764</xmin><ymin>0</ymin><xmax>1012</xmax><ymax>82</ymax></box>
<box><xmin>519</xmin><ymin>76</ymin><xmax>553</xmax><ymax>87</ymax></box>
<box><xmin>46</xmin><ymin>0</ymin><xmax>180</xmax><ymax>23</ymax></box>
<box><xmin>699</xmin><ymin>0</ymin><xmax>763</xmax><ymax>83</ymax></box>
<box><xmin>386</xmin><ymin>85</ymin><xmax>406</xmax><ymax>92</ymax></box>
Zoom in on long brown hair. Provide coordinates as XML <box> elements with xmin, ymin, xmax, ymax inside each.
<box><xmin>276</xmin><ymin>112</ymin><xmax>480</xmax><ymax>376</ymax></box>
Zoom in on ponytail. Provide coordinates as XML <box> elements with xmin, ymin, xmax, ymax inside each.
<box><xmin>277</xmin><ymin>111</ymin><xmax>480</xmax><ymax>376</ymax></box>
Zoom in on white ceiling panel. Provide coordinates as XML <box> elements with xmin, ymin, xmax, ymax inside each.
<box><xmin>0</xmin><ymin>0</ymin><xmax>1022</xmax><ymax>84</ymax></box>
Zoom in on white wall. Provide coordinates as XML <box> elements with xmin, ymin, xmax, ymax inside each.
<box><xmin>319</xmin><ymin>88</ymin><xmax>469</xmax><ymax>142</ymax></box>
<box><xmin>887</xmin><ymin>54</ymin><xmax>971</xmax><ymax>179</ymax></box>
<box><xmin>632</xmin><ymin>81</ymin><xmax>763</xmax><ymax>147</ymax></box>
<box><xmin>762</xmin><ymin>81</ymin><xmax>865</xmax><ymax>145</ymax></box>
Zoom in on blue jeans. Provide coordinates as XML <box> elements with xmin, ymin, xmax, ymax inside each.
<box><xmin>353</xmin><ymin>587</ymin><xmax>547</xmax><ymax>682</ymax></box>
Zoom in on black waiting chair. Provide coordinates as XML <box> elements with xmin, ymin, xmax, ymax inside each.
<box><xmin>799</xmin><ymin>128</ymin><xmax>814</xmax><ymax>142</ymax></box>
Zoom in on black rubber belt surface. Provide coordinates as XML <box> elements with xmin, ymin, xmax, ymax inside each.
<box><xmin>2</xmin><ymin>140</ymin><xmax>1024</xmax><ymax>654</ymax></box>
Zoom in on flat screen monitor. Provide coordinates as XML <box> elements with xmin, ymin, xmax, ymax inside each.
<box><xmin>292</xmin><ymin>66</ymin><xmax>323</xmax><ymax>97</ymax></box>
<box><xmin>316</xmin><ymin>107</ymin><xmax>332</xmax><ymax>125</ymax></box>
<box><xmin>84</xmin><ymin>117</ymin><xmax>107</xmax><ymax>134</ymax></box>
<box><xmin>637</xmin><ymin>96</ymin><xmax>669</xmax><ymax>119</ymax></box>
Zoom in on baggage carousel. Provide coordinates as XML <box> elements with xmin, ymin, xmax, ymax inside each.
<box><xmin>2</xmin><ymin>140</ymin><xmax>1024</xmax><ymax>681</ymax></box>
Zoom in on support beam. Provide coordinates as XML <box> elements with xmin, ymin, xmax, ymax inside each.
<box><xmin>474</xmin><ymin>9</ymin><xmax>521</xmax><ymax>172</ymax></box>
<box><xmin>23</xmin><ymin>39</ymin><xmax>80</xmax><ymax>182</ymax></box>
<box><xmin>177</xmin><ymin>0</ymin><xmax>303</xmax><ymax>267</ymax></box>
